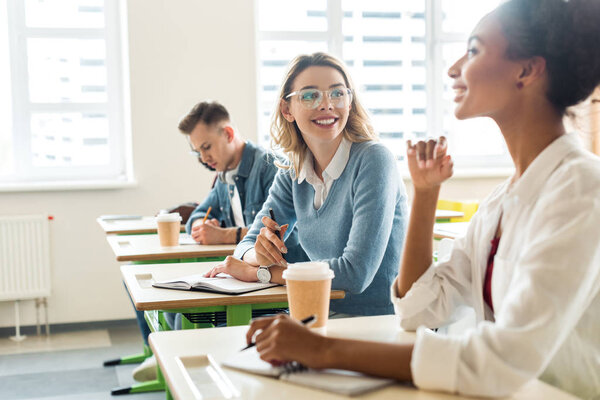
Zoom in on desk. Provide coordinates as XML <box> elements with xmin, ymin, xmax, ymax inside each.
<box><xmin>106</xmin><ymin>234</ymin><xmax>236</xmax><ymax>262</ymax></box>
<box><xmin>121</xmin><ymin>261</ymin><xmax>345</xmax><ymax>327</ymax></box>
<box><xmin>435</xmin><ymin>209</ymin><xmax>464</xmax><ymax>222</ymax></box>
<box><xmin>117</xmin><ymin>261</ymin><xmax>345</xmax><ymax>396</ymax></box>
<box><xmin>150</xmin><ymin>315</ymin><xmax>577</xmax><ymax>400</ymax></box>
<box><xmin>433</xmin><ymin>222</ymin><xmax>470</xmax><ymax>240</ymax></box>
<box><xmin>97</xmin><ymin>216</ymin><xmax>185</xmax><ymax>235</ymax></box>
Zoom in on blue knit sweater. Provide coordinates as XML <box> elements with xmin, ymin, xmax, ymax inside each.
<box><xmin>234</xmin><ymin>141</ymin><xmax>408</xmax><ymax>315</ymax></box>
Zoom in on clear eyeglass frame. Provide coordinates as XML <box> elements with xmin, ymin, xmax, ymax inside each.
<box><xmin>285</xmin><ymin>87</ymin><xmax>353</xmax><ymax>110</ymax></box>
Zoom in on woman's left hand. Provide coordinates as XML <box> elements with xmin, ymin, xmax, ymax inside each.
<box><xmin>204</xmin><ymin>256</ymin><xmax>259</xmax><ymax>282</ymax></box>
<box><xmin>246</xmin><ymin>314</ymin><xmax>329</xmax><ymax>368</ymax></box>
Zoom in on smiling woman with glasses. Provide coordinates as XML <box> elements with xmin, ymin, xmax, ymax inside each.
<box><xmin>206</xmin><ymin>52</ymin><xmax>408</xmax><ymax>321</ymax></box>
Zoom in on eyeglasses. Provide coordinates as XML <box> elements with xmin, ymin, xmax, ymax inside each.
<box><xmin>285</xmin><ymin>87</ymin><xmax>353</xmax><ymax>110</ymax></box>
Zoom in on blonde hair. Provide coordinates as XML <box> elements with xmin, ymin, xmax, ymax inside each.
<box><xmin>270</xmin><ymin>52</ymin><xmax>377</xmax><ymax>176</ymax></box>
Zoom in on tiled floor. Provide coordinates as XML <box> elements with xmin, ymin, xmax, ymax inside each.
<box><xmin>0</xmin><ymin>320</ymin><xmax>164</xmax><ymax>400</ymax></box>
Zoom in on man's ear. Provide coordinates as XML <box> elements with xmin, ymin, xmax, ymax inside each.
<box><xmin>223</xmin><ymin>125</ymin><xmax>235</xmax><ymax>142</ymax></box>
<box><xmin>280</xmin><ymin>99</ymin><xmax>295</xmax><ymax>122</ymax></box>
<box><xmin>517</xmin><ymin>56</ymin><xmax>546</xmax><ymax>88</ymax></box>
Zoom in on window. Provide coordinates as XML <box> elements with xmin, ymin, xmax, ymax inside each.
<box><xmin>256</xmin><ymin>0</ymin><xmax>510</xmax><ymax>172</ymax></box>
<box><xmin>0</xmin><ymin>0</ymin><xmax>131</xmax><ymax>188</ymax></box>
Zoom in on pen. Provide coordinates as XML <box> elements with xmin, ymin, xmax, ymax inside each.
<box><xmin>268</xmin><ymin>207</ymin><xmax>281</xmax><ymax>235</ymax></box>
<box><xmin>268</xmin><ymin>207</ymin><xmax>286</xmax><ymax>263</ymax></box>
<box><xmin>240</xmin><ymin>314</ymin><xmax>317</xmax><ymax>352</ymax></box>
<box><xmin>202</xmin><ymin>206</ymin><xmax>212</xmax><ymax>224</ymax></box>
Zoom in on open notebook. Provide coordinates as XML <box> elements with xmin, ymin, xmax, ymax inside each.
<box><xmin>222</xmin><ymin>348</ymin><xmax>394</xmax><ymax>396</ymax></box>
<box><xmin>152</xmin><ymin>273</ymin><xmax>279</xmax><ymax>295</ymax></box>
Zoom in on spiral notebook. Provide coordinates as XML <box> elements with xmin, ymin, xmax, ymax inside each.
<box><xmin>222</xmin><ymin>348</ymin><xmax>394</xmax><ymax>396</ymax></box>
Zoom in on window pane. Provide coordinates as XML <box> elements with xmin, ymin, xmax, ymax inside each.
<box><xmin>342</xmin><ymin>0</ymin><xmax>426</xmax><ymax>160</ymax></box>
<box><xmin>27</xmin><ymin>38</ymin><xmax>107</xmax><ymax>103</ymax></box>
<box><xmin>0</xmin><ymin>0</ymin><xmax>13</xmax><ymax>176</ymax></box>
<box><xmin>25</xmin><ymin>0</ymin><xmax>105</xmax><ymax>29</ymax></box>
<box><xmin>30</xmin><ymin>112</ymin><xmax>110</xmax><ymax>167</ymax></box>
<box><xmin>258</xmin><ymin>0</ymin><xmax>326</xmax><ymax>32</ymax></box>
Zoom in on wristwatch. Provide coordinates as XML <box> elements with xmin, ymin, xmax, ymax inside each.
<box><xmin>257</xmin><ymin>266</ymin><xmax>271</xmax><ymax>283</ymax></box>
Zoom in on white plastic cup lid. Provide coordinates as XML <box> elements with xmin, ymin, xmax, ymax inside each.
<box><xmin>282</xmin><ymin>261</ymin><xmax>334</xmax><ymax>281</ymax></box>
<box><xmin>155</xmin><ymin>213</ymin><xmax>182</xmax><ymax>223</ymax></box>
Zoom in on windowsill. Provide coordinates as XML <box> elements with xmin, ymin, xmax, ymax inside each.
<box><xmin>0</xmin><ymin>179</ymin><xmax>138</xmax><ymax>192</ymax></box>
<box><xmin>399</xmin><ymin>166</ymin><xmax>514</xmax><ymax>180</ymax></box>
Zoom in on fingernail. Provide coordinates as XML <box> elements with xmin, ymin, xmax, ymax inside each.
<box><xmin>273</xmin><ymin>224</ymin><xmax>281</xmax><ymax>231</ymax></box>
<box><xmin>426</xmin><ymin>160</ymin><xmax>433</xmax><ymax>168</ymax></box>
<box><xmin>280</xmin><ymin>247</ymin><xmax>287</xmax><ymax>253</ymax></box>
<box><xmin>281</xmin><ymin>259</ymin><xmax>288</xmax><ymax>267</ymax></box>
<box><xmin>418</xmin><ymin>160</ymin><xmax>425</xmax><ymax>168</ymax></box>
<box><xmin>407</xmin><ymin>148</ymin><xmax>415</xmax><ymax>155</ymax></box>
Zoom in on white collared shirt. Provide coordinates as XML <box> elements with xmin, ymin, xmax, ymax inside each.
<box><xmin>297</xmin><ymin>137</ymin><xmax>351</xmax><ymax>209</ymax></box>
<box><xmin>391</xmin><ymin>134</ymin><xmax>600</xmax><ymax>399</ymax></box>
<box><xmin>221</xmin><ymin>165</ymin><xmax>245</xmax><ymax>227</ymax></box>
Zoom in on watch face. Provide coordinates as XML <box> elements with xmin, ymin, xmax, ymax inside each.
<box><xmin>257</xmin><ymin>268</ymin><xmax>271</xmax><ymax>283</ymax></box>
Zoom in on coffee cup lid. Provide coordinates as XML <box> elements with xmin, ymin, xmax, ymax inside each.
<box><xmin>156</xmin><ymin>212</ymin><xmax>182</xmax><ymax>223</ymax></box>
<box><xmin>282</xmin><ymin>261</ymin><xmax>334</xmax><ymax>281</ymax></box>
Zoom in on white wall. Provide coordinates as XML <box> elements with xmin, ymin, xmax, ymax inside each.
<box><xmin>0</xmin><ymin>0</ymin><xmax>507</xmax><ymax>328</ymax></box>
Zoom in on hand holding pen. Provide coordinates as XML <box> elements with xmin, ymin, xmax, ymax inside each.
<box><xmin>244</xmin><ymin>314</ymin><xmax>327</xmax><ymax>369</ymax></box>
<box><xmin>255</xmin><ymin>207</ymin><xmax>288</xmax><ymax>267</ymax></box>
<box><xmin>241</xmin><ymin>314</ymin><xmax>316</xmax><ymax>351</ymax></box>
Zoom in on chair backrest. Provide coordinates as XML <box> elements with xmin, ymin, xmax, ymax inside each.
<box><xmin>437</xmin><ymin>199</ymin><xmax>479</xmax><ymax>222</ymax></box>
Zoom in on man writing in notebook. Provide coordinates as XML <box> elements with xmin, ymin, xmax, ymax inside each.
<box><xmin>132</xmin><ymin>100</ymin><xmax>306</xmax><ymax>382</ymax></box>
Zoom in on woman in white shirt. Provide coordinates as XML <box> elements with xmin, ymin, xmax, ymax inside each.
<box><xmin>244</xmin><ymin>0</ymin><xmax>600</xmax><ymax>398</ymax></box>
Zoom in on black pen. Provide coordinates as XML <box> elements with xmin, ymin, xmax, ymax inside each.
<box><xmin>269</xmin><ymin>207</ymin><xmax>286</xmax><ymax>263</ymax></box>
<box><xmin>240</xmin><ymin>314</ymin><xmax>317</xmax><ymax>352</ymax></box>
<box><xmin>268</xmin><ymin>207</ymin><xmax>281</xmax><ymax>237</ymax></box>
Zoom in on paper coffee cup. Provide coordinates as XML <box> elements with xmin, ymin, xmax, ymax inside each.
<box><xmin>282</xmin><ymin>262</ymin><xmax>334</xmax><ymax>329</ymax></box>
<box><xmin>156</xmin><ymin>213</ymin><xmax>182</xmax><ymax>247</ymax></box>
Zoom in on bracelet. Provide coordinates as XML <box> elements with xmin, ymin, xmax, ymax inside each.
<box><xmin>235</xmin><ymin>227</ymin><xmax>242</xmax><ymax>243</ymax></box>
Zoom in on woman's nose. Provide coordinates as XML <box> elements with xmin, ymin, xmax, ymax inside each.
<box><xmin>448</xmin><ymin>56</ymin><xmax>464</xmax><ymax>78</ymax></box>
<box><xmin>319</xmin><ymin>95</ymin><xmax>334</xmax><ymax>110</ymax></box>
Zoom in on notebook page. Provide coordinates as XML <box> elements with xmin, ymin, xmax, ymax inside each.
<box><xmin>283</xmin><ymin>369</ymin><xmax>394</xmax><ymax>396</ymax></box>
<box><xmin>222</xmin><ymin>348</ymin><xmax>282</xmax><ymax>377</ymax></box>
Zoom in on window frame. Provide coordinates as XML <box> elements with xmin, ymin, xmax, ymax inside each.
<box><xmin>2</xmin><ymin>0</ymin><xmax>133</xmax><ymax>190</ymax></box>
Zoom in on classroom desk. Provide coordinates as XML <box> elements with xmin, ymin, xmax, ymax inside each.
<box><xmin>150</xmin><ymin>315</ymin><xmax>577</xmax><ymax>400</ymax></box>
<box><xmin>121</xmin><ymin>261</ymin><xmax>345</xmax><ymax>327</ymax></box>
<box><xmin>433</xmin><ymin>222</ymin><xmax>470</xmax><ymax>240</ymax></box>
<box><xmin>106</xmin><ymin>234</ymin><xmax>237</xmax><ymax>262</ymax></box>
<box><xmin>97</xmin><ymin>216</ymin><xmax>186</xmax><ymax>235</ymax></box>
<box><xmin>435</xmin><ymin>209</ymin><xmax>464</xmax><ymax>221</ymax></box>
<box><xmin>116</xmin><ymin>261</ymin><xmax>345</xmax><ymax>396</ymax></box>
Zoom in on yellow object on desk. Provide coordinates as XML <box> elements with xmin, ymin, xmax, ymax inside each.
<box><xmin>437</xmin><ymin>200</ymin><xmax>479</xmax><ymax>223</ymax></box>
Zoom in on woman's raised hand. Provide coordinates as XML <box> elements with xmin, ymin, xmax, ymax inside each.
<box><xmin>406</xmin><ymin>136</ymin><xmax>453</xmax><ymax>190</ymax></box>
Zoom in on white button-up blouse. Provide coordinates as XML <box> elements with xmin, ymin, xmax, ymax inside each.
<box><xmin>392</xmin><ymin>134</ymin><xmax>600</xmax><ymax>399</ymax></box>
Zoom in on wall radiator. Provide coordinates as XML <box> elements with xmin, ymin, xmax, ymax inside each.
<box><xmin>0</xmin><ymin>214</ymin><xmax>52</xmax><ymax>341</ymax></box>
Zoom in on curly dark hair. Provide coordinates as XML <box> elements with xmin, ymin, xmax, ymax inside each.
<box><xmin>495</xmin><ymin>0</ymin><xmax>600</xmax><ymax>113</ymax></box>
<box><xmin>178</xmin><ymin>100</ymin><xmax>230</xmax><ymax>134</ymax></box>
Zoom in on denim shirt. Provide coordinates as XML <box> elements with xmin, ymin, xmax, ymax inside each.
<box><xmin>186</xmin><ymin>141</ymin><xmax>305</xmax><ymax>260</ymax></box>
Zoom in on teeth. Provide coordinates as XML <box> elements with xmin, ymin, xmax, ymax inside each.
<box><xmin>315</xmin><ymin>118</ymin><xmax>335</xmax><ymax>125</ymax></box>
<box><xmin>454</xmin><ymin>88</ymin><xmax>466</xmax><ymax>95</ymax></box>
